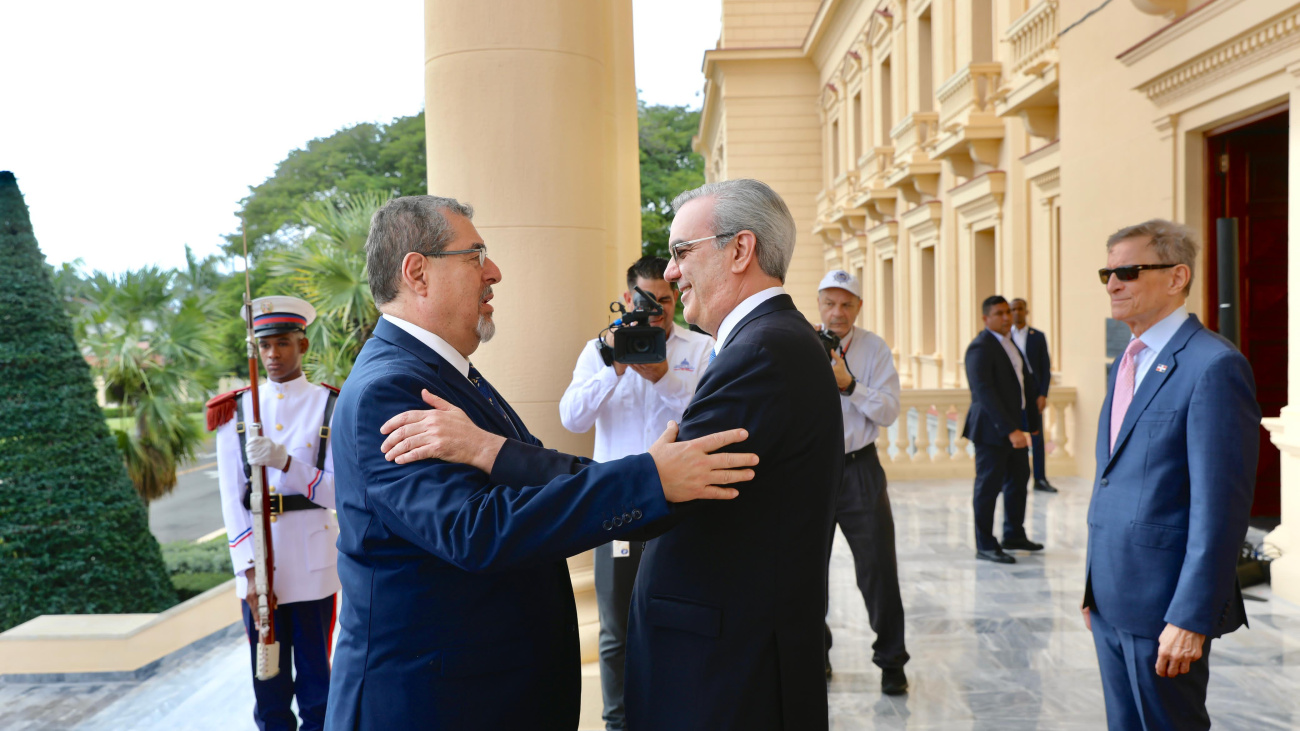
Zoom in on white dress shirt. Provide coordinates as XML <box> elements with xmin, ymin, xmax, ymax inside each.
<box><xmin>217</xmin><ymin>374</ymin><xmax>340</xmax><ymax>604</ymax></box>
<box><xmin>382</xmin><ymin>313</ymin><xmax>471</xmax><ymax>381</ymax></box>
<box><xmin>835</xmin><ymin>326</ymin><xmax>901</xmax><ymax>453</ymax></box>
<box><xmin>1131</xmin><ymin>306</ymin><xmax>1189</xmax><ymax>392</ymax></box>
<box><xmin>559</xmin><ymin>325</ymin><xmax>715</xmax><ymax>461</ymax></box>
<box><xmin>714</xmin><ymin>286</ymin><xmax>786</xmax><ymax>353</ymax></box>
<box><xmin>1010</xmin><ymin>325</ymin><xmax>1029</xmax><ymax>362</ymax></box>
<box><xmin>989</xmin><ymin>328</ymin><xmax>1026</xmax><ymax>408</ymax></box>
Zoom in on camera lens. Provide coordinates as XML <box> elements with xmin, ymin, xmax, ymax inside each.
<box><xmin>632</xmin><ymin>339</ymin><xmax>650</xmax><ymax>353</ymax></box>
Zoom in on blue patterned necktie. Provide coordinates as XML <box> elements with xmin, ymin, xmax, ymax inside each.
<box><xmin>467</xmin><ymin>364</ymin><xmax>512</xmax><ymax>429</ymax></box>
<box><xmin>709</xmin><ymin>349</ymin><xmax>717</xmax><ymax>364</ymax></box>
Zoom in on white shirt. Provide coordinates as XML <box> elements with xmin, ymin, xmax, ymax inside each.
<box><xmin>834</xmin><ymin>326</ymin><xmax>901</xmax><ymax>453</ymax></box>
<box><xmin>559</xmin><ymin>326</ymin><xmax>715</xmax><ymax>461</ymax></box>
<box><xmin>1132</xmin><ymin>306</ymin><xmax>1189</xmax><ymax>392</ymax></box>
<box><xmin>216</xmin><ymin>374</ymin><xmax>340</xmax><ymax>604</ymax></box>
<box><xmin>714</xmin><ymin>286</ymin><xmax>786</xmax><ymax>353</ymax></box>
<box><xmin>1010</xmin><ymin>325</ymin><xmax>1029</xmax><ymax>360</ymax></box>
<box><xmin>989</xmin><ymin>328</ymin><xmax>1026</xmax><ymax>409</ymax></box>
<box><xmin>382</xmin><ymin>313</ymin><xmax>471</xmax><ymax>381</ymax></box>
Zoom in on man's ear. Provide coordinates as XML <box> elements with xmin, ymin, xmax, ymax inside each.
<box><xmin>623</xmin><ymin>290</ymin><xmax>633</xmax><ymax>306</ymax></box>
<box><xmin>1170</xmin><ymin>264</ymin><xmax>1191</xmax><ymax>295</ymax></box>
<box><xmin>729</xmin><ymin>230</ymin><xmax>758</xmax><ymax>274</ymax></box>
<box><xmin>400</xmin><ymin>252</ymin><xmax>430</xmax><ymax>297</ymax></box>
<box><xmin>298</xmin><ymin>334</ymin><xmax>310</xmax><ymax>354</ymax></box>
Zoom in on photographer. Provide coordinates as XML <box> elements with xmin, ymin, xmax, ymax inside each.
<box><xmin>816</xmin><ymin>270</ymin><xmax>910</xmax><ymax>695</ymax></box>
<box><xmin>558</xmin><ymin>255</ymin><xmax>714</xmax><ymax>731</ymax></box>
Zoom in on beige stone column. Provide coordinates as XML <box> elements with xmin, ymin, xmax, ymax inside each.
<box><xmin>424</xmin><ymin>0</ymin><xmax>642</xmax><ymax>671</ymax></box>
<box><xmin>424</xmin><ymin>0</ymin><xmax>641</xmax><ymax>457</ymax></box>
<box><xmin>1261</xmin><ymin>64</ymin><xmax>1300</xmax><ymax>604</ymax></box>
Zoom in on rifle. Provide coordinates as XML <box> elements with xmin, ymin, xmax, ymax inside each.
<box><xmin>242</xmin><ymin>217</ymin><xmax>280</xmax><ymax>680</ymax></box>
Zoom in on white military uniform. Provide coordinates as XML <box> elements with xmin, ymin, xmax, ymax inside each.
<box><xmin>215</xmin><ymin>374</ymin><xmax>340</xmax><ymax>604</ymax></box>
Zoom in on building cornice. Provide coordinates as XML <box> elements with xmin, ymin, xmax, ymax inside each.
<box><xmin>1131</xmin><ymin>5</ymin><xmax>1300</xmax><ymax>105</ymax></box>
<box><xmin>1117</xmin><ymin>0</ymin><xmax>1238</xmax><ymax>66</ymax></box>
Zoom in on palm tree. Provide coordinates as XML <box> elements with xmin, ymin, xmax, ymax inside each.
<box><xmin>267</xmin><ymin>191</ymin><xmax>384</xmax><ymax>385</ymax></box>
<box><xmin>77</xmin><ymin>267</ymin><xmax>223</xmax><ymax>503</ymax></box>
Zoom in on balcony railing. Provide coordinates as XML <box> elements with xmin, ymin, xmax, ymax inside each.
<box><xmin>875</xmin><ymin>385</ymin><xmax>1078</xmax><ymax>479</ymax></box>
<box><xmin>890</xmin><ymin>112</ymin><xmax>940</xmax><ymax>162</ymax></box>
<box><xmin>937</xmin><ymin>62</ymin><xmax>1003</xmax><ymax>132</ymax></box>
<box><xmin>1006</xmin><ymin>0</ymin><xmax>1059</xmax><ymax>77</ymax></box>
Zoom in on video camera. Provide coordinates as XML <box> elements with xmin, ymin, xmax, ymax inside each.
<box><xmin>596</xmin><ymin>286</ymin><xmax>668</xmax><ymax>366</ymax></box>
<box><xmin>818</xmin><ymin>328</ymin><xmax>841</xmax><ymax>358</ymax></box>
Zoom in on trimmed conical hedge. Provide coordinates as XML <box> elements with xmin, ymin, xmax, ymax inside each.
<box><xmin>0</xmin><ymin>171</ymin><xmax>175</xmax><ymax>631</ymax></box>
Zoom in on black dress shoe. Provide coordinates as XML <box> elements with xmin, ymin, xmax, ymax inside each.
<box><xmin>882</xmin><ymin>667</ymin><xmax>908</xmax><ymax>695</ymax></box>
<box><xmin>1002</xmin><ymin>537</ymin><xmax>1044</xmax><ymax>551</ymax></box>
<box><xmin>976</xmin><ymin>549</ymin><xmax>1016</xmax><ymax>564</ymax></box>
<box><xmin>1034</xmin><ymin>479</ymin><xmax>1059</xmax><ymax>493</ymax></box>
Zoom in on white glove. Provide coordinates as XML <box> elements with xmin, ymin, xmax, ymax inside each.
<box><xmin>245</xmin><ymin>435</ymin><xmax>289</xmax><ymax>470</ymax></box>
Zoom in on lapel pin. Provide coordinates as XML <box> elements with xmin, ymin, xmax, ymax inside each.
<box><xmin>1156</xmin><ymin>364</ymin><xmax>1168</xmax><ymax>373</ymax></box>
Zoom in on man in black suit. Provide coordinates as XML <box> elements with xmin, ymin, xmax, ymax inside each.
<box><xmin>964</xmin><ymin>295</ymin><xmax>1043</xmax><ymax>564</ymax></box>
<box><xmin>619</xmin><ymin>179</ymin><xmax>843</xmax><ymax>730</ymax></box>
<box><xmin>1010</xmin><ymin>298</ymin><xmax>1057</xmax><ymax>493</ymax></box>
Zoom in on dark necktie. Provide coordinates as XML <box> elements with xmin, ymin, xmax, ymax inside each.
<box><xmin>467</xmin><ymin>364</ymin><xmax>518</xmax><ymax>436</ymax></box>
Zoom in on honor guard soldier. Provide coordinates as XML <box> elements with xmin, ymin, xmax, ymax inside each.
<box><xmin>207</xmin><ymin>296</ymin><xmax>340</xmax><ymax>731</ymax></box>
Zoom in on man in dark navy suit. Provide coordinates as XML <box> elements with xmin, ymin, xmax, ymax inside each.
<box><xmin>963</xmin><ymin>295</ymin><xmax>1043</xmax><ymax>564</ymax></box>
<box><xmin>324</xmin><ymin>196</ymin><xmax>759</xmax><ymax>731</ymax></box>
<box><xmin>1084</xmin><ymin>220</ymin><xmax>1258</xmax><ymax>730</ymax></box>
<box><xmin>1009</xmin><ymin>298</ymin><xmax>1058</xmax><ymax>493</ymax></box>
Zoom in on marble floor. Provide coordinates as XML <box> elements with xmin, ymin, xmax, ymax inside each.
<box><xmin>3</xmin><ymin>476</ymin><xmax>1298</xmax><ymax>729</ymax></box>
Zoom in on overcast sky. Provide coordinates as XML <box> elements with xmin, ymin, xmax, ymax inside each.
<box><xmin>0</xmin><ymin>1</ymin><xmax>720</xmax><ymax>275</ymax></box>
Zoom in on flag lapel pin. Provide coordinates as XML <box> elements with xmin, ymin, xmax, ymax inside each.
<box><xmin>1156</xmin><ymin>364</ymin><xmax>1168</xmax><ymax>373</ymax></box>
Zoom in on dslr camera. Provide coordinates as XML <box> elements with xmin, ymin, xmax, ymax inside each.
<box><xmin>818</xmin><ymin>328</ymin><xmax>841</xmax><ymax>358</ymax></box>
<box><xmin>596</xmin><ymin>286</ymin><xmax>668</xmax><ymax>365</ymax></box>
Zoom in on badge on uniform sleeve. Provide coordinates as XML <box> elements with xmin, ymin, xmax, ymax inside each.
<box><xmin>1156</xmin><ymin>364</ymin><xmax>1167</xmax><ymax>373</ymax></box>
<box><xmin>612</xmin><ymin>540</ymin><xmax>630</xmax><ymax>558</ymax></box>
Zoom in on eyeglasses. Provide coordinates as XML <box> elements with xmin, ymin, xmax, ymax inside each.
<box><xmin>431</xmin><ymin>245</ymin><xmax>487</xmax><ymax>267</ymax></box>
<box><xmin>669</xmin><ymin>232</ymin><xmax>736</xmax><ymax>265</ymax></box>
<box><xmin>1097</xmin><ymin>263</ymin><xmax>1177</xmax><ymax>285</ymax></box>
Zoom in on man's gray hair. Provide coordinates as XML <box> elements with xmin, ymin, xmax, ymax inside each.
<box><xmin>366</xmin><ymin>195</ymin><xmax>474</xmax><ymax>306</ymax></box>
<box><xmin>671</xmin><ymin>179</ymin><xmax>797</xmax><ymax>281</ymax></box>
<box><xmin>1105</xmin><ymin>219</ymin><xmax>1199</xmax><ymax>295</ymax></box>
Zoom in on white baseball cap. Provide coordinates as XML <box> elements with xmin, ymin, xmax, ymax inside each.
<box><xmin>818</xmin><ymin>269</ymin><xmax>862</xmax><ymax>299</ymax></box>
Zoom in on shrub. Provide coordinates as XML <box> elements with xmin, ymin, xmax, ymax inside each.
<box><xmin>0</xmin><ymin>171</ymin><xmax>176</xmax><ymax>631</ymax></box>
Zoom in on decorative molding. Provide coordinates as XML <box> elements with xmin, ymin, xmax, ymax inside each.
<box><xmin>1135</xmin><ymin>7</ymin><xmax>1300</xmax><ymax>106</ymax></box>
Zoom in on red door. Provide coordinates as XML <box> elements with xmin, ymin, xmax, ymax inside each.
<box><xmin>1206</xmin><ymin>107</ymin><xmax>1288</xmax><ymax>518</ymax></box>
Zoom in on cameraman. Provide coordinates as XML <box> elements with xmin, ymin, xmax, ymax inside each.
<box><xmin>558</xmin><ymin>255</ymin><xmax>715</xmax><ymax>731</ymax></box>
<box><xmin>816</xmin><ymin>269</ymin><xmax>910</xmax><ymax>695</ymax></box>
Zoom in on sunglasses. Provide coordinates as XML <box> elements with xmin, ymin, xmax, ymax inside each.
<box><xmin>1097</xmin><ymin>263</ymin><xmax>1177</xmax><ymax>285</ymax></box>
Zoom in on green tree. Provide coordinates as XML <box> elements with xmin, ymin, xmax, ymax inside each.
<box><xmin>77</xmin><ymin>267</ymin><xmax>223</xmax><ymax>503</ymax></box>
<box><xmin>230</xmin><ymin>112</ymin><xmax>426</xmax><ymax>258</ymax></box>
<box><xmin>0</xmin><ymin>171</ymin><xmax>175</xmax><ymax>631</ymax></box>
<box><xmin>639</xmin><ymin>102</ymin><xmax>705</xmax><ymax>258</ymax></box>
<box><xmin>267</xmin><ymin>191</ymin><xmax>384</xmax><ymax>385</ymax></box>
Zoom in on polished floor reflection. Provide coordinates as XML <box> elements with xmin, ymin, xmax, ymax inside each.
<box><xmin>3</xmin><ymin>477</ymin><xmax>1297</xmax><ymax>729</ymax></box>
<box><xmin>827</xmin><ymin>475</ymin><xmax>1300</xmax><ymax>730</ymax></box>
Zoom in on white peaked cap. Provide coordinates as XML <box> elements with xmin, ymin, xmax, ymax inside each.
<box><xmin>818</xmin><ymin>269</ymin><xmax>862</xmax><ymax>299</ymax></box>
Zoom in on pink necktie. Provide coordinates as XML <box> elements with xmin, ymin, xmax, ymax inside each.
<box><xmin>1110</xmin><ymin>338</ymin><xmax>1147</xmax><ymax>453</ymax></box>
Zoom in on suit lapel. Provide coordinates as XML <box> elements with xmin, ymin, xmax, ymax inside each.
<box><xmin>373</xmin><ymin>319</ymin><xmax>521</xmax><ymax>438</ymax></box>
<box><xmin>719</xmin><ymin>294</ymin><xmax>796</xmax><ymax>351</ymax></box>
<box><xmin>1097</xmin><ymin>357</ymin><xmax>1119</xmax><ymax>468</ymax></box>
<box><xmin>1104</xmin><ymin>316</ymin><xmax>1201</xmax><ymax>471</ymax></box>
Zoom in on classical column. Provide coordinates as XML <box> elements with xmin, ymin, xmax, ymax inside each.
<box><xmin>424</xmin><ymin>0</ymin><xmax>641</xmax><ymax>457</ymax></box>
<box><xmin>1262</xmin><ymin>64</ymin><xmax>1300</xmax><ymax>604</ymax></box>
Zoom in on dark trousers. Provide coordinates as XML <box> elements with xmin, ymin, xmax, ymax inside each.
<box><xmin>1090</xmin><ymin>608</ymin><xmax>1212</xmax><ymax>730</ymax></box>
<box><xmin>241</xmin><ymin>594</ymin><xmax>336</xmax><ymax>731</ymax></box>
<box><xmin>1031</xmin><ymin>429</ymin><xmax>1047</xmax><ymax>483</ymax></box>
<box><xmin>594</xmin><ymin>539</ymin><xmax>644</xmax><ymax>730</ymax></box>
<box><xmin>972</xmin><ymin>412</ymin><xmax>1031</xmax><ymax>551</ymax></box>
<box><xmin>825</xmin><ymin>445</ymin><xmax>909</xmax><ymax>670</ymax></box>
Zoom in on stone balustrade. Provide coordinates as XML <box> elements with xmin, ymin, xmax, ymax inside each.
<box><xmin>937</xmin><ymin>62</ymin><xmax>1004</xmax><ymax>133</ymax></box>
<box><xmin>874</xmin><ymin>385</ymin><xmax>1078</xmax><ymax>479</ymax></box>
<box><xmin>1006</xmin><ymin>0</ymin><xmax>1059</xmax><ymax>77</ymax></box>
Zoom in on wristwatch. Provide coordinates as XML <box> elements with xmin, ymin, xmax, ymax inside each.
<box><xmin>841</xmin><ymin>377</ymin><xmax>856</xmax><ymax>396</ymax></box>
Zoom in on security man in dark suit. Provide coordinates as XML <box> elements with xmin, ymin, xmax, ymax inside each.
<box><xmin>963</xmin><ymin>295</ymin><xmax>1043</xmax><ymax>564</ymax></box>
<box><xmin>1009</xmin><ymin>298</ymin><xmax>1058</xmax><ymax>492</ymax></box>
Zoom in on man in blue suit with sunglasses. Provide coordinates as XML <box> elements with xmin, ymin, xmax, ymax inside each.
<box><xmin>324</xmin><ymin>196</ymin><xmax>758</xmax><ymax>731</ymax></box>
<box><xmin>1084</xmin><ymin>219</ymin><xmax>1259</xmax><ymax>730</ymax></box>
